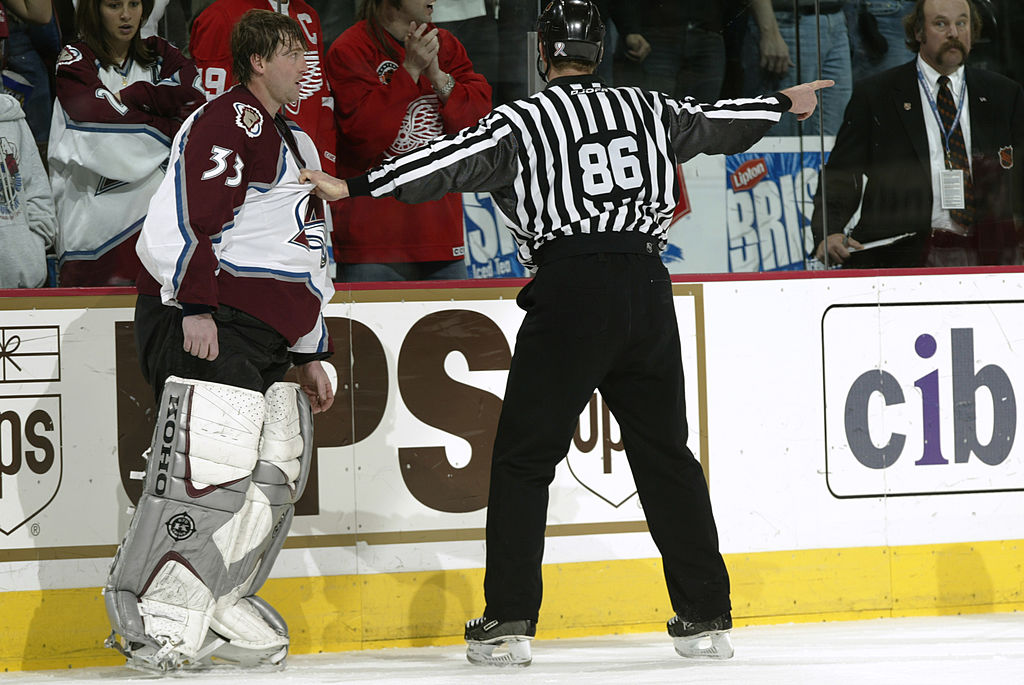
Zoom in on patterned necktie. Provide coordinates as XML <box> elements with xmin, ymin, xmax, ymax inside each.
<box><xmin>936</xmin><ymin>75</ymin><xmax>974</xmax><ymax>227</ymax></box>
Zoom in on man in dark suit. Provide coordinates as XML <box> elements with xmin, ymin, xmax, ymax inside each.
<box><xmin>811</xmin><ymin>0</ymin><xmax>1024</xmax><ymax>268</ymax></box>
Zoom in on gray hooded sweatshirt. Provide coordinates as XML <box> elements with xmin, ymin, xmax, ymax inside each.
<box><xmin>0</xmin><ymin>94</ymin><xmax>56</xmax><ymax>288</ymax></box>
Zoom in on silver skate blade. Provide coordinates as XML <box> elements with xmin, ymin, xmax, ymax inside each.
<box><xmin>466</xmin><ymin>637</ymin><xmax>533</xmax><ymax>667</ymax></box>
<box><xmin>122</xmin><ymin>650</ymin><xmax>185</xmax><ymax>674</ymax></box>
<box><xmin>673</xmin><ymin>630</ymin><xmax>735</xmax><ymax>660</ymax></box>
<box><xmin>203</xmin><ymin>644</ymin><xmax>289</xmax><ymax>670</ymax></box>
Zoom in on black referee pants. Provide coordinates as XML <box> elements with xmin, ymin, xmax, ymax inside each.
<box><xmin>482</xmin><ymin>252</ymin><xmax>731</xmax><ymax>624</ymax></box>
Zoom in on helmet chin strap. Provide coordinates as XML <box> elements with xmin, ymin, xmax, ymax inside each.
<box><xmin>537</xmin><ymin>52</ymin><xmax>550</xmax><ymax>83</ymax></box>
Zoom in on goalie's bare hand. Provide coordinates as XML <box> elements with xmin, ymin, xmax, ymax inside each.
<box><xmin>182</xmin><ymin>312</ymin><xmax>218</xmax><ymax>361</ymax></box>
<box><xmin>295</xmin><ymin>360</ymin><xmax>335</xmax><ymax>414</ymax></box>
<box><xmin>781</xmin><ymin>79</ymin><xmax>835</xmax><ymax>121</ymax></box>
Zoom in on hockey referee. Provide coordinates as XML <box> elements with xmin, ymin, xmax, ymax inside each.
<box><xmin>301</xmin><ymin>0</ymin><xmax>831</xmax><ymax>667</ymax></box>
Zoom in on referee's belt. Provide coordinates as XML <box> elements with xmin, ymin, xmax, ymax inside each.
<box><xmin>533</xmin><ymin>232</ymin><xmax>660</xmax><ymax>267</ymax></box>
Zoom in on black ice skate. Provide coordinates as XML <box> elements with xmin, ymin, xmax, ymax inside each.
<box><xmin>667</xmin><ymin>612</ymin><xmax>734</xmax><ymax>659</ymax></box>
<box><xmin>464</xmin><ymin>616</ymin><xmax>536</xmax><ymax>666</ymax></box>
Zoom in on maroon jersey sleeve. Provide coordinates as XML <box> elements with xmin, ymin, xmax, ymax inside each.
<box><xmin>117</xmin><ymin>37</ymin><xmax>204</xmax><ymax>122</ymax></box>
<box><xmin>54</xmin><ymin>42</ymin><xmax>191</xmax><ymax>139</ymax></box>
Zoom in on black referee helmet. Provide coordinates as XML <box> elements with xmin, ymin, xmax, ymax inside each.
<box><xmin>536</xmin><ymin>0</ymin><xmax>605</xmax><ymax>80</ymax></box>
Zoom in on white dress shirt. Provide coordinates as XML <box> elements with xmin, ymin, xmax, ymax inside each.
<box><xmin>916</xmin><ymin>56</ymin><xmax>973</xmax><ymax>234</ymax></box>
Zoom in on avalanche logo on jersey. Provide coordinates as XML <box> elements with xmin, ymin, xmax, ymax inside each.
<box><xmin>290</xmin><ymin>194</ymin><xmax>328</xmax><ymax>268</ymax></box>
<box><xmin>376</xmin><ymin>60</ymin><xmax>399</xmax><ymax>85</ymax></box>
<box><xmin>56</xmin><ymin>45</ymin><xmax>83</xmax><ymax>68</ymax></box>
<box><xmin>95</xmin><ymin>176</ymin><xmax>129</xmax><ymax>196</ymax></box>
<box><xmin>234</xmin><ymin>102</ymin><xmax>264</xmax><ymax>138</ymax></box>
<box><xmin>386</xmin><ymin>95</ymin><xmax>444</xmax><ymax>158</ymax></box>
<box><xmin>0</xmin><ymin>137</ymin><xmax>22</xmax><ymax>218</ymax></box>
<box><xmin>284</xmin><ymin>51</ymin><xmax>324</xmax><ymax>117</ymax></box>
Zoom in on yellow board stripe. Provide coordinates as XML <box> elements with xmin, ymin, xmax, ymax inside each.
<box><xmin>2</xmin><ymin>540</ymin><xmax>1022</xmax><ymax>672</ymax></box>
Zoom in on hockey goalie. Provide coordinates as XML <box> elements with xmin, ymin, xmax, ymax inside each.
<box><xmin>104</xmin><ymin>9</ymin><xmax>336</xmax><ymax>672</ymax></box>
<box><xmin>105</xmin><ymin>377</ymin><xmax>314</xmax><ymax>670</ymax></box>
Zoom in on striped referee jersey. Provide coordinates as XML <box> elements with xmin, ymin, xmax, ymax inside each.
<box><xmin>347</xmin><ymin>75</ymin><xmax>791</xmax><ymax>269</ymax></box>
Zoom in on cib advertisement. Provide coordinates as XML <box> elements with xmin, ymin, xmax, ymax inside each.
<box><xmin>823</xmin><ymin>301</ymin><xmax>1023</xmax><ymax>499</ymax></box>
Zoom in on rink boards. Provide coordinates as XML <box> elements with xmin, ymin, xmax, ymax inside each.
<box><xmin>1</xmin><ymin>270</ymin><xmax>1024</xmax><ymax>670</ymax></box>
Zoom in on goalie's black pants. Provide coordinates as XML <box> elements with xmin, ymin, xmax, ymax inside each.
<box><xmin>134</xmin><ymin>294</ymin><xmax>292</xmax><ymax>402</ymax></box>
<box><xmin>482</xmin><ymin>249</ymin><xmax>731</xmax><ymax>625</ymax></box>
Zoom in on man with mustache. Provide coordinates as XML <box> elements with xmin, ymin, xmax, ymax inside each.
<box><xmin>811</xmin><ymin>0</ymin><xmax>1024</xmax><ymax>268</ymax></box>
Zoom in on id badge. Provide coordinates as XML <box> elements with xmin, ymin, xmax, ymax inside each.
<box><xmin>940</xmin><ymin>169</ymin><xmax>965</xmax><ymax>209</ymax></box>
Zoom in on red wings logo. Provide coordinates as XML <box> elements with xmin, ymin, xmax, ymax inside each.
<box><xmin>284</xmin><ymin>51</ymin><xmax>324</xmax><ymax>116</ymax></box>
<box><xmin>233</xmin><ymin>102</ymin><xmax>264</xmax><ymax>138</ymax></box>
<box><xmin>386</xmin><ymin>96</ymin><xmax>444</xmax><ymax>157</ymax></box>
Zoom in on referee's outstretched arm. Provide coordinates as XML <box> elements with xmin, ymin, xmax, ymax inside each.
<box><xmin>299</xmin><ymin>79</ymin><xmax>834</xmax><ymax>206</ymax></box>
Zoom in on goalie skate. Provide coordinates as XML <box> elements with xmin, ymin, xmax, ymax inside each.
<box><xmin>464</xmin><ymin>617</ymin><xmax>535</xmax><ymax>667</ymax></box>
<box><xmin>667</xmin><ymin>612</ymin><xmax>734</xmax><ymax>660</ymax></box>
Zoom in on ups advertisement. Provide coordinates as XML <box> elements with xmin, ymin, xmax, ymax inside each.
<box><xmin>0</xmin><ymin>287</ymin><xmax>706</xmax><ymax>587</ymax></box>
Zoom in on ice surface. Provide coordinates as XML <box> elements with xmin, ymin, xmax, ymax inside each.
<box><xmin>4</xmin><ymin>614</ymin><xmax>1023</xmax><ymax>684</ymax></box>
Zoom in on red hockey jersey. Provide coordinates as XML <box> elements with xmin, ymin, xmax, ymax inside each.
<box><xmin>326</xmin><ymin>20</ymin><xmax>491</xmax><ymax>264</ymax></box>
<box><xmin>189</xmin><ymin>0</ymin><xmax>336</xmax><ymax>174</ymax></box>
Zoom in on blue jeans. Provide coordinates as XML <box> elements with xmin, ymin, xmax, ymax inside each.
<box><xmin>338</xmin><ymin>259</ymin><xmax>468</xmax><ymax>283</ymax></box>
<box><xmin>436</xmin><ymin>13</ymin><xmax>500</xmax><ymax>105</ymax></box>
<box><xmin>4</xmin><ymin>18</ymin><xmax>59</xmax><ymax>144</ymax></box>
<box><xmin>642</xmin><ymin>24</ymin><xmax>726</xmax><ymax>103</ymax></box>
<box><xmin>847</xmin><ymin>0</ymin><xmax>916</xmax><ymax>83</ymax></box>
<box><xmin>746</xmin><ymin>10</ymin><xmax>853</xmax><ymax>137</ymax></box>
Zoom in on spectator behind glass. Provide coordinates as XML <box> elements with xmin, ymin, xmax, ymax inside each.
<box><xmin>326</xmin><ymin>0</ymin><xmax>491</xmax><ymax>282</ymax></box>
<box><xmin>847</xmin><ymin>0</ymin><xmax>916</xmax><ymax>83</ymax></box>
<box><xmin>811</xmin><ymin>0</ymin><xmax>1024</xmax><ymax>268</ymax></box>
<box><xmin>0</xmin><ymin>92</ymin><xmax>56</xmax><ymax>288</ymax></box>
<box><xmin>47</xmin><ymin>0</ymin><xmax>203</xmax><ymax>286</ymax></box>
<box><xmin>432</xmin><ymin>0</ymin><xmax>498</xmax><ymax>105</ymax></box>
<box><xmin>305</xmin><ymin>0</ymin><xmax>354</xmax><ymax>46</ymax></box>
<box><xmin>3</xmin><ymin>12</ymin><xmax>61</xmax><ymax>159</ymax></box>
<box><xmin>746</xmin><ymin>0</ymin><xmax>853</xmax><ymax>136</ymax></box>
<box><xmin>598</xmin><ymin>0</ymin><xmax>650</xmax><ymax>86</ymax></box>
<box><xmin>617</xmin><ymin>0</ymin><xmax>726</xmax><ymax>103</ymax></box>
<box><xmin>189</xmin><ymin>0</ymin><xmax>337</xmax><ymax>174</ymax></box>
<box><xmin>493</xmin><ymin>0</ymin><xmax>535</xmax><ymax>103</ymax></box>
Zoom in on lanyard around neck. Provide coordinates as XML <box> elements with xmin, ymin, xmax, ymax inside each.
<box><xmin>916</xmin><ymin>66</ymin><xmax>968</xmax><ymax>163</ymax></box>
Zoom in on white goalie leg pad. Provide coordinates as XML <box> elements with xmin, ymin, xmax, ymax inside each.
<box><xmin>206</xmin><ymin>383</ymin><xmax>313</xmax><ymax>665</ymax></box>
<box><xmin>105</xmin><ymin>376</ymin><xmax>265</xmax><ymax>669</ymax></box>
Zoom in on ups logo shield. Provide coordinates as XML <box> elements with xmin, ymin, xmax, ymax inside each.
<box><xmin>0</xmin><ymin>395</ymin><xmax>62</xmax><ymax>535</ymax></box>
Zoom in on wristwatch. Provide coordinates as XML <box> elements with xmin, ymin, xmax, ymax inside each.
<box><xmin>434</xmin><ymin>72</ymin><xmax>455</xmax><ymax>97</ymax></box>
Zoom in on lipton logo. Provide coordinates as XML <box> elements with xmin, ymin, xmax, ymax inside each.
<box><xmin>730</xmin><ymin>158</ymin><xmax>767</xmax><ymax>191</ymax></box>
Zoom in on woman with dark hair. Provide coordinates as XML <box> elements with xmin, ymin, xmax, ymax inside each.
<box><xmin>326</xmin><ymin>0</ymin><xmax>492</xmax><ymax>282</ymax></box>
<box><xmin>47</xmin><ymin>0</ymin><xmax>204</xmax><ymax>286</ymax></box>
